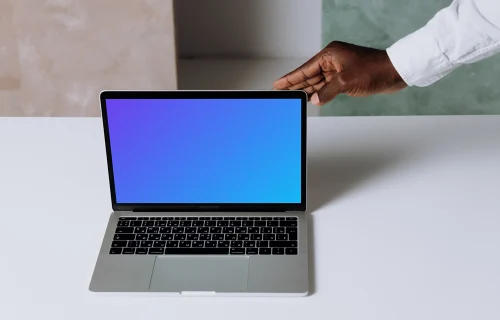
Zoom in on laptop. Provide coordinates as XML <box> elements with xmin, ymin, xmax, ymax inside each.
<box><xmin>89</xmin><ymin>90</ymin><xmax>308</xmax><ymax>296</ymax></box>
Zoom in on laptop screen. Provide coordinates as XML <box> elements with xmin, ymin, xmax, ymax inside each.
<box><xmin>103</xmin><ymin>95</ymin><xmax>304</xmax><ymax>206</ymax></box>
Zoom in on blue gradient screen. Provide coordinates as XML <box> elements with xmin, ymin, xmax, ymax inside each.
<box><xmin>105</xmin><ymin>98</ymin><xmax>302</xmax><ymax>204</ymax></box>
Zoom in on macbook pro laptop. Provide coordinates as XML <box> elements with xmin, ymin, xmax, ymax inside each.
<box><xmin>89</xmin><ymin>90</ymin><xmax>308</xmax><ymax>296</ymax></box>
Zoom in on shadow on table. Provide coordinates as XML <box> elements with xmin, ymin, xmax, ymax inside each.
<box><xmin>305</xmin><ymin>151</ymin><xmax>408</xmax><ymax>295</ymax></box>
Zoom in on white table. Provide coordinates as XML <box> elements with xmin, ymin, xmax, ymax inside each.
<box><xmin>1</xmin><ymin>116</ymin><xmax>499</xmax><ymax>320</ymax></box>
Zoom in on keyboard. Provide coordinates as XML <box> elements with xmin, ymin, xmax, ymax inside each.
<box><xmin>110</xmin><ymin>216</ymin><xmax>298</xmax><ymax>255</ymax></box>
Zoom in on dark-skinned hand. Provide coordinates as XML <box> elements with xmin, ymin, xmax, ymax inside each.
<box><xmin>273</xmin><ymin>41</ymin><xmax>407</xmax><ymax>106</ymax></box>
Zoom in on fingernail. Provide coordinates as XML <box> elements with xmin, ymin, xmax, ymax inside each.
<box><xmin>311</xmin><ymin>93</ymin><xmax>319</xmax><ymax>105</ymax></box>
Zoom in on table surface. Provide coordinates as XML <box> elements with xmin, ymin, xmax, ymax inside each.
<box><xmin>1</xmin><ymin>116</ymin><xmax>499</xmax><ymax>320</ymax></box>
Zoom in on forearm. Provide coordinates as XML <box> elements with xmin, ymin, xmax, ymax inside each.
<box><xmin>386</xmin><ymin>0</ymin><xmax>500</xmax><ymax>87</ymax></box>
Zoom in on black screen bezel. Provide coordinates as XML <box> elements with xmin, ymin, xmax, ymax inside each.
<box><xmin>100</xmin><ymin>90</ymin><xmax>307</xmax><ymax>212</ymax></box>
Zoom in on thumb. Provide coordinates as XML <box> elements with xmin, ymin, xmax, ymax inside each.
<box><xmin>310</xmin><ymin>74</ymin><xmax>345</xmax><ymax>106</ymax></box>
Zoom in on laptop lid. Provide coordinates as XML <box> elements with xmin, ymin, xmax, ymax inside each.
<box><xmin>100</xmin><ymin>90</ymin><xmax>307</xmax><ymax>212</ymax></box>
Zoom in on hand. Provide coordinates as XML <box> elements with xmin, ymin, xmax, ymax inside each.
<box><xmin>273</xmin><ymin>41</ymin><xmax>407</xmax><ymax>106</ymax></box>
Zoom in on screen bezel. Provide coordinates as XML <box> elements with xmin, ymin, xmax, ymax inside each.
<box><xmin>100</xmin><ymin>90</ymin><xmax>307</xmax><ymax>212</ymax></box>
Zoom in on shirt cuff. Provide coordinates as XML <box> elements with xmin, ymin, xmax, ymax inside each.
<box><xmin>386</xmin><ymin>27</ymin><xmax>456</xmax><ymax>87</ymax></box>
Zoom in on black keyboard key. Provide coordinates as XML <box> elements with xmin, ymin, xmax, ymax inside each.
<box><xmin>262</xmin><ymin>217</ymin><xmax>273</xmax><ymax>220</ymax></box>
<box><xmin>213</xmin><ymin>217</ymin><xmax>223</xmax><ymax>221</ymax></box>
<box><xmin>257</xmin><ymin>241</ymin><xmax>268</xmax><ymax>247</ymax></box>
<box><xmin>179</xmin><ymin>241</ymin><xmax>191</xmax><ymax>248</ymax></box>
<box><xmin>110</xmin><ymin>248</ymin><xmax>122</xmax><ymax>254</ymax></box>
<box><xmin>172</xmin><ymin>227</ymin><xmax>184</xmax><ymax>233</ymax></box>
<box><xmin>153</xmin><ymin>217</ymin><xmax>162</xmax><ymax>220</ymax></box>
<box><xmin>270</xmin><ymin>241</ymin><xmax>297</xmax><ymax>248</ymax></box>
<box><xmin>148</xmin><ymin>234</ymin><xmax>161</xmax><ymax>240</ymax></box>
<box><xmin>174</xmin><ymin>234</ymin><xmax>186</xmax><ymax>241</ymax></box>
<box><xmin>255</xmin><ymin>221</ymin><xmax>266</xmax><ymax>227</ymax></box>
<box><xmin>235</xmin><ymin>227</ymin><xmax>247</xmax><ymax>233</ymax></box>
<box><xmin>248</xmin><ymin>227</ymin><xmax>260</xmax><ymax>233</ymax></box>
<box><xmin>166</xmin><ymin>241</ymin><xmax>179</xmax><ymax>247</ymax></box>
<box><xmin>140</xmin><ymin>241</ymin><xmax>153</xmax><ymax>248</ymax></box>
<box><xmin>286</xmin><ymin>217</ymin><xmax>298</xmax><ymax>220</ymax></box>
<box><xmin>178</xmin><ymin>217</ymin><xmax>187</xmax><ymax>220</ymax></box>
<box><xmin>251</xmin><ymin>234</ymin><xmax>262</xmax><ymax>240</ymax></box>
<box><xmin>259</xmin><ymin>248</ymin><xmax>271</xmax><ymax>255</ymax></box>
<box><xmin>261</xmin><ymin>227</ymin><xmax>273</xmax><ymax>233</ymax></box>
<box><xmin>134</xmin><ymin>227</ymin><xmax>146</xmax><ymax>234</ymax></box>
<box><xmin>238</xmin><ymin>234</ymin><xmax>250</xmax><ymax>240</ymax></box>
<box><xmin>205</xmin><ymin>241</ymin><xmax>217</xmax><ymax>248</ymax></box>
<box><xmin>167</xmin><ymin>221</ymin><xmax>179</xmax><ymax>226</ymax></box>
<box><xmin>286</xmin><ymin>227</ymin><xmax>297</xmax><ymax>234</ymax></box>
<box><xmin>116</xmin><ymin>227</ymin><xmax>134</xmax><ymax>234</ymax></box>
<box><xmin>217</xmin><ymin>221</ymin><xmax>229</xmax><ymax>227</ymax></box>
<box><xmin>218</xmin><ymin>241</ymin><xmax>229</xmax><ymax>248</ymax></box>
<box><xmin>111</xmin><ymin>241</ymin><xmax>127</xmax><ymax>247</ymax></box>
<box><xmin>180</xmin><ymin>220</ymin><xmax>192</xmax><ymax>227</ymax></box>
<box><xmin>286</xmin><ymin>248</ymin><xmax>298</xmax><ymax>255</ymax></box>
<box><xmin>136</xmin><ymin>234</ymin><xmax>148</xmax><ymax>240</ymax></box>
<box><xmin>198</xmin><ymin>227</ymin><xmax>209</xmax><ymax>234</ymax></box>
<box><xmin>153</xmin><ymin>241</ymin><xmax>166</xmax><ymax>247</ymax></box>
<box><xmin>272</xmin><ymin>248</ymin><xmax>284</xmax><ymax>255</ymax></box>
<box><xmin>155</xmin><ymin>221</ymin><xmax>167</xmax><ymax>227</ymax></box>
<box><xmin>136</xmin><ymin>248</ymin><xmax>148</xmax><ymax>254</ymax></box>
<box><xmin>230</xmin><ymin>241</ymin><xmax>243</xmax><ymax>248</ymax></box>
<box><xmin>137</xmin><ymin>217</ymin><xmax>149</xmax><ymax>220</ymax></box>
<box><xmin>119</xmin><ymin>217</ymin><xmax>137</xmax><ymax>220</ymax></box>
<box><xmin>147</xmin><ymin>227</ymin><xmax>159</xmax><ymax>234</ymax></box>
<box><xmin>210</xmin><ymin>227</ymin><xmax>222</xmax><ymax>233</ymax></box>
<box><xmin>187</xmin><ymin>234</ymin><xmax>199</xmax><ymax>241</ymax></box>
<box><xmin>225</xmin><ymin>234</ymin><xmax>237</xmax><ymax>241</ymax></box>
<box><xmin>224</xmin><ymin>217</ymin><xmax>235</xmax><ymax>220</ymax></box>
<box><xmin>185</xmin><ymin>227</ymin><xmax>197</xmax><ymax>233</ymax></box>
<box><xmin>164</xmin><ymin>248</ymin><xmax>229</xmax><ymax>255</ymax></box>
<box><xmin>248</xmin><ymin>217</ymin><xmax>256</xmax><ymax>220</ymax></box>
<box><xmin>277</xmin><ymin>234</ymin><xmax>288</xmax><ymax>240</ymax></box>
<box><xmin>223</xmin><ymin>227</ymin><xmax>235</xmax><ymax>234</ymax></box>
<box><xmin>161</xmin><ymin>234</ymin><xmax>174</xmax><ymax>240</ymax></box>
<box><xmin>199</xmin><ymin>234</ymin><xmax>212</xmax><ymax>241</ymax></box>
<box><xmin>229</xmin><ymin>221</ymin><xmax>241</xmax><ymax>227</ymax></box>
<box><xmin>244</xmin><ymin>241</ymin><xmax>255</xmax><ymax>248</ymax></box>
<box><xmin>192</xmin><ymin>241</ymin><xmax>204</xmax><ymax>248</ymax></box>
<box><xmin>143</xmin><ymin>221</ymin><xmax>155</xmax><ymax>227</ymax></box>
<box><xmin>117</xmin><ymin>221</ymin><xmax>130</xmax><ymax>226</ymax></box>
<box><xmin>274</xmin><ymin>227</ymin><xmax>285</xmax><ymax>234</ymax></box>
<box><xmin>280</xmin><ymin>221</ymin><xmax>298</xmax><ymax>227</ymax></box>
<box><xmin>193</xmin><ymin>221</ymin><xmax>204</xmax><ymax>227</ymax></box>
<box><xmin>148</xmin><ymin>248</ymin><xmax>164</xmax><ymax>255</ymax></box>
<box><xmin>267</xmin><ymin>221</ymin><xmax>279</xmax><ymax>227</ymax></box>
<box><xmin>187</xmin><ymin>217</ymin><xmax>198</xmax><ymax>220</ymax></box>
<box><xmin>114</xmin><ymin>234</ymin><xmax>135</xmax><ymax>241</ymax></box>
<box><xmin>127</xmin><ymin>241</ymin><xmax>140</xmax><ymax>247</ymax></box>
<box><xmin>242</xmin><ymin>221</ymin><xmax>253</xmax><ymax>227</ymax></box>
<box><xmin>288</xmin><ymin>233</ymin><xmax>298</xmax><ymax>241</ymax></box>
<box><xmin>263</xmin><ymin>234</ymin><xmax>275</xmax><ymax>240</ymax></box>
<box><xmin>246</xmin><ymin>248</ymin><xmax>258</xmax><ymax>255</ymax></box>
<box><xmin>162</xmin><ymin>217</ymin><xmax>173</xmax><ymax>220</ymax></box>
<box><xmin>230</xmin><ymin>248</ymin><xmax>245</xmax><ymax>255</ymax></box>
<box><xmin>123</xmin><ymin>248</ymin><xmax>135</xmax><ymax>254</ymax></box>
<box><xmin>160</xmin><ymin>227</ymin><xmax>172</xmax><ymax>233</ymax></box>
<box><xmin>204</xmin><ymin>220</ymin><xmax>216</xmax><ymax>226</ymax></box>
<box><xmin>211</xmin><ymin>234</ymin><xmax>223</xmax><ymax>240</ymax></box>
<box><xmin>130</xmin><ymin>221</ymin><xmax>143</xmax><ymax>227</ymax></box>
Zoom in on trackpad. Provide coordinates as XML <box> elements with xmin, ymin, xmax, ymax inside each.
<box><xmin>149</xmin><ymin>256</ymin><xmax>249</xmax><ymax>292</ymax></box>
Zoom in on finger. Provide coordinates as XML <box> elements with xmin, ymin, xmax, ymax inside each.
<box><xmin>303</xmin><ymin>80</ymin><xmax>327</xmax><ymax>94</ymax></box>
<box><xmin>310</xmin><ymin>73</ymin><xmax>345</xmax><ymax>106</ymax></box>
<box><xmin>273</xmin><ymin>55</ymin><xmax>323</xmax><ymax>89</ymax></box>
<box><xmin>288</xmin><ymin>74</ymin><xmax>325</xmax><ymax>90</ymax></box>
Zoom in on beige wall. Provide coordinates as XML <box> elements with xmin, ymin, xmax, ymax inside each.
<box><xmin>0</xmin><ymin>0</ymin><xmax>177</xmax><ymax>117</ymax></box>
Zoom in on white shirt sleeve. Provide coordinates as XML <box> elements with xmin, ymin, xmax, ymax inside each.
<box><xmin>386</xmin><ymin>0</ymin><xmax>500</xmax><ymax>87</ymax></box>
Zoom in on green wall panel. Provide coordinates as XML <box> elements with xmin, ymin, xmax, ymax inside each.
<box><xmin>321</xmin><ymin>0</ymin><xmax>500</xmax><ymax>116</ymax></box>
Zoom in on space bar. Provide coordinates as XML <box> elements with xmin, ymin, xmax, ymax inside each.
<box><xmin>164</xmin><ymin>248</ymin><xmax>229</xmax><ymax>255</ymax></box>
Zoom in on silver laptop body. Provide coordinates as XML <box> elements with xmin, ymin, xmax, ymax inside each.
<box><xmin>89</xmin><ymin>90</ymin><xmax>308</xmax><ymax>296</ymax></box>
